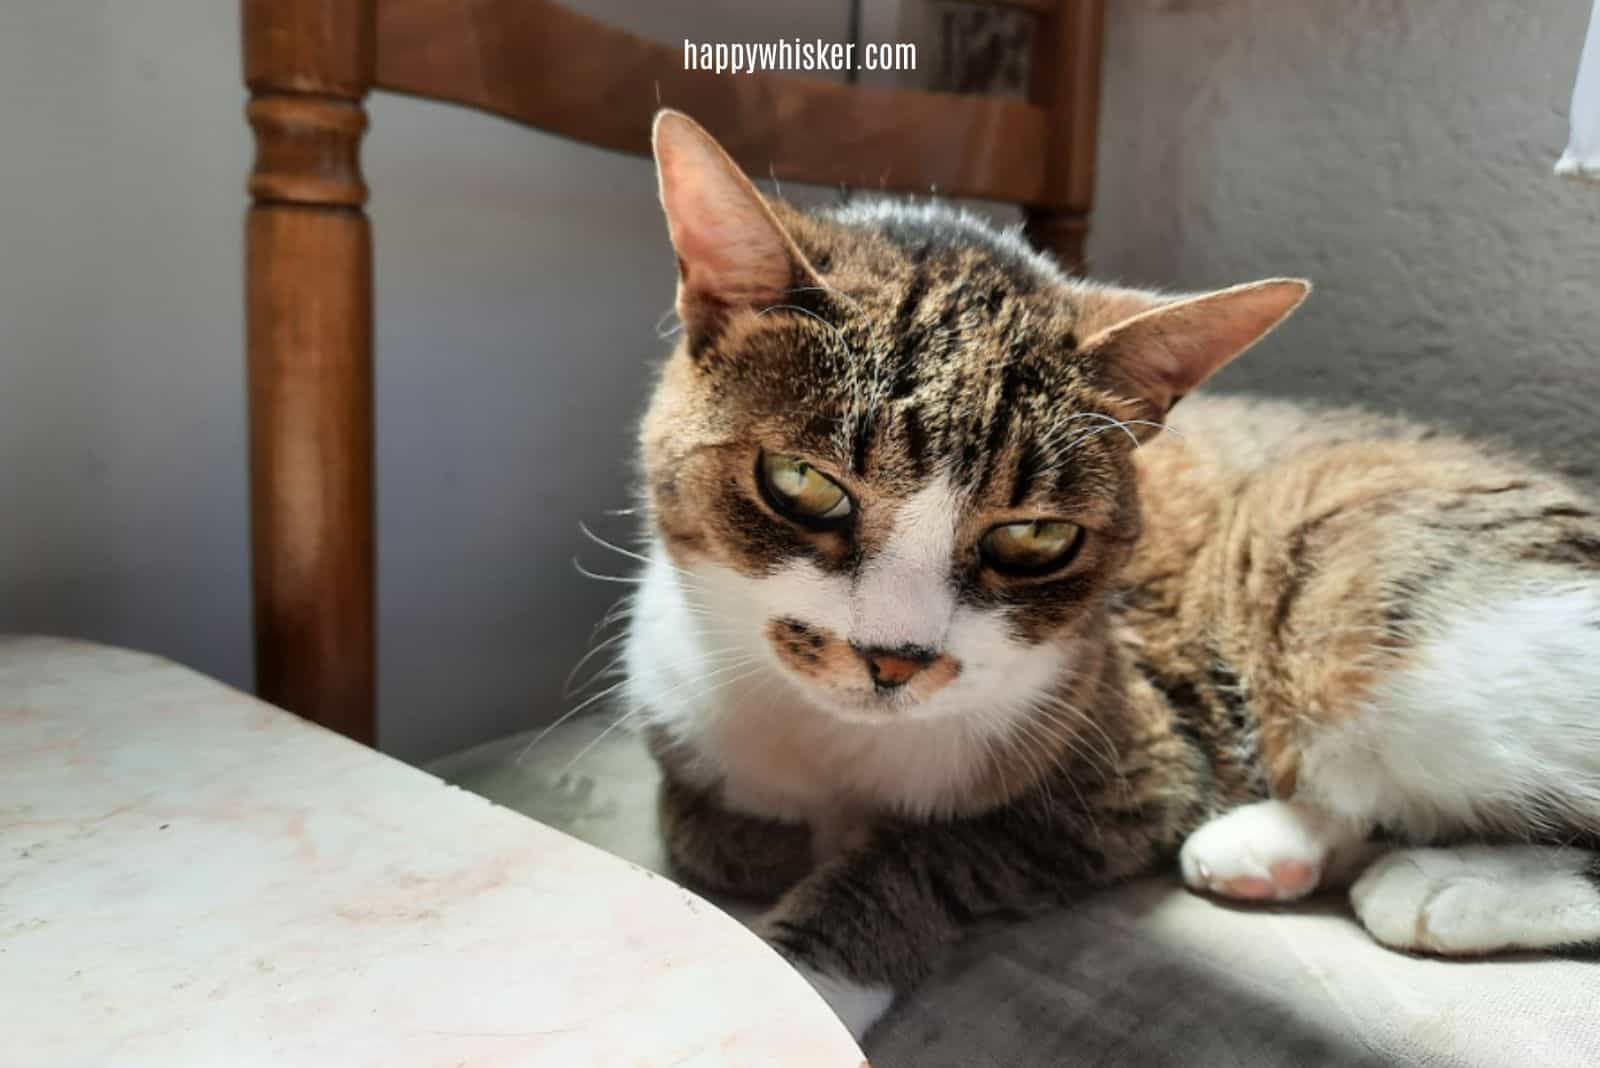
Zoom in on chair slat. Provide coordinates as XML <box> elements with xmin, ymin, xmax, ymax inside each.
<box><xmin>967</xmin><ymin>0</ymin><xmax>1056</xmax><ymax>12</ymax></box>
<box><xmin>375</xmin><ymin>0</ymin><xmax>1056</xmax><ymax>206</ymax></box>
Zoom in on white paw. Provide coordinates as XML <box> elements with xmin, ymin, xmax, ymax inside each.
<box><xmin>1180</xmin><ymin>800</ymin><xmax>1358</xmax><ymax>902</ymax></box>
<box><xmin>1351</xmin><ymin>846</ymin><xmax>1600</xmax><ymax>955</ymax></box>
<box><xmin>793</xmin><ymin>962</ymin><xmax>895</xmax><ymax>1042</ymax></box>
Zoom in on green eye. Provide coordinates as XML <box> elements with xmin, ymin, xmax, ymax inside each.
<box><xmin>758</xmin><ymin>452</ymin><xmax>853</xmax><ymax>525</ymax></box>
<box><xmin>980</xmin><ymin>520</ymin><xmax>1083</xmax><ymax>575</ymax></box>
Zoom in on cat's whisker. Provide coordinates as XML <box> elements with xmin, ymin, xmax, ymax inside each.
<box><xmin>1035</xmin><ymin>693</ymin><xmax>1122</xmax><ymax>773</ymax></box>
<box><xmin>654</xmin><ymin>305</ymin><xmax>683</xmax><ymax>340</ymax></box>
<box><xmin>572</xmin><ymin>558</ymin><xmax>648</xmax><ymax>585</ymax></box>
<box><xmin>1043</xmin><ymin>700</ymin><xmax>1120</xmax><ymax>793</ymax></box>
<box><xmin>671</xmin><ymin>661</ymin><xmax>769</xmax><ymax>707</ymax></box>
<box><xmin>562</xmin><ymin>629</ymin><xmax>632</xmax><ymax>698</ymax></box>
<box><xmin>1018</xmin><ymin>704</ymin><xmax>1091</xmax><ymax>797</ymax></box>
<box><xmin>568</xmin><ymin>660</ymin><xmax>627</xmax><ymax>697</ymax></box>
<box><xmin>1000</xmin><ymin>710</ymin><xmax>1055</xmax><ymax>812</ymax></box>
<box><xmin>1005</xmin><ymin>706</ymin><xmax>1095</xmax><ymax>831</ymax></box>
<box><xmin>553</xmin><ymin>705</ymin><xmax>643</xmax><ymax>778</ymax></box>
<box><xmin>1026</xmin><ymin>696</ymin><xmax>1127</xmax><ymax>798</ymax></box>
<box><xmin>611</xmin><ymin>660</ymin><xmax>769</xmax><ymax>744</ymax></box>
<box><xmin>516</xmin><ymin>675</ymin><xmax>634</xmax><ymax>765</ymax></box>
<box><xmin>755</xmin><ymin>303</ymin><xmax>852</xmax><ymax>354</ymax></box>
<box><xmin>971</xmin><ymin>714</ymin><xmax>1012</xmax><ymax>808</ymax></box>
<box><xmin>578</xmin><ymin>520</ymin><xmax>696</xmax><ymax>580</ymax></box>
<box><xmin>1062</xmin><ymin>414</ymin><xmax>1142</xmax><ymax>452</ymax></box>
<box><xmin>558</xmin><ymin>657</ymin><xmax>772</xmax><ymax>779</ymax></box>
<box><xmin>525</xmin><ymin>645</ymin><xmax>760</xmax><ymax>765</ymax></box>
<box><xmin>581</xmin><ymin>595</ymin><xmax>636</xmax><ymax>641</ymax></box>
<box><xmin>573</xmin><ymin>563</ymin><xmax>711</xmax><ymax>606</ymax></box>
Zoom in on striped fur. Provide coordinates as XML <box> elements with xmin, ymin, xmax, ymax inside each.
<box><xmin>624</xmin><ymin>113</ymin><xmax>1600</xmax><ymax>1039</ymax></box>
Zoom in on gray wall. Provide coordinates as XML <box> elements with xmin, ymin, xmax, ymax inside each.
<box><xmin>1092</xmin><ymin>0</ymin><xmax>1600</xmax><ymax>478</ymax></box>
<box><xmin>2</xmin><ymin>1</ymin><xmax>1594</xmax><ymax>762</ymax></box>
<box><xmin>0</xmin><ymin>1</ymin><xmax>854</xmax><ymax>762</ymax></box>
<box><xmin>1</xmin><ymin>6</ymin><xmax>252</xmax><ymax>703</ymax></box>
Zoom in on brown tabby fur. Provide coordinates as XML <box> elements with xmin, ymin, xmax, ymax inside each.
<box><xmin>634</xmin><ymin>116</ymin><xmax>1600</xmax><ymax>995</ymax></box>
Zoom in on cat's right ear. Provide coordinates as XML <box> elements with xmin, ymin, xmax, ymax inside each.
<box><xmin>651</xmin><ymin>110</ymin><xmax>818</xmax><ymax>335</ymax></box>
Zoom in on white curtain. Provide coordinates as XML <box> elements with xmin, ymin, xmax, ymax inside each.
<box><xmin>1557</xmin><ymin>1</ymin><xmax>1600</xmax><ymax>180</ymax></box>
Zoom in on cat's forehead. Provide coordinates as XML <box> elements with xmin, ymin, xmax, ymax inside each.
<box><xmin>717</xmin><ymin>204</ymin><xmax>1122</xmax><ymax>503</ymax></box>
<box><xmin>814</xmin><ymin>200</ymin><xmax>1070</xmax><ymax>285</ymax></box>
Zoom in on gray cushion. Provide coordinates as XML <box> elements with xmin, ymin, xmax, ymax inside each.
<box><xmin>432</xmin><ymin>723</ymin><xmax>1600</xmax><ymax>1067</ymax></box>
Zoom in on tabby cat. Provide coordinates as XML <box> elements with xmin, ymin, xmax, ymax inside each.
<box><xmin>623</xmin><ymin>111</ymin><xmax>1600</xmax><ymax>1040</ymax></box>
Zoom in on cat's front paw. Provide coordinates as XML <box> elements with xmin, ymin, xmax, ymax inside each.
<box><xmin>1180</xmin><ymin>800</ymin><xmax>1349</xmax><ymax>902</ymax></box>
<box><xmin>1351</xmin><ymin>848</ymin><xmax>1484</xmax><ymax>953</ymax></box>
<box><xmin>790</xmin><ymin>961</ymin><xmax>895</xmax><ymax>1042</ymax></box>
<box><xmin>1350</xmin><ymin>845</ymin><xmax>1600</xmax><ymax>955</ymax></box>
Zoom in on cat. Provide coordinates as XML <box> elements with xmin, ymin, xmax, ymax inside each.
<box><xmin>622</xmin><ymin>110</ymin><xmax>1600</xmax><ymax>1041</ymax></box>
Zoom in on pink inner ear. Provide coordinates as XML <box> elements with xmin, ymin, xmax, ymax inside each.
<box><xmin>672</xmin><ymin>212</ymin><xmax>788</xmax><ymax>304</ymax></box>
<box><xmin>655</xmin><ymin>120</ymin><xmax>802</xmax><ymax>309</ymax></box>
<box><xmin>1089</xmin><ymin>280</ymin><xmax>1309</xmax><ymax>412</ymax></box>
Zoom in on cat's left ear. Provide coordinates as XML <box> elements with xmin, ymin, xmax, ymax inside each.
<box><xmin>651</xmin><ymin>110</ymin><xmax>820</xmax><ymax>334</ymax></box>
<box><xmin>1081</xmin><ymin>279</ymin><xmax>1310</xmax><ymax>436</ymax></box>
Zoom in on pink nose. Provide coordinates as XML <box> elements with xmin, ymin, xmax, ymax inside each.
<box><xmin>854</xmin><ymin>646</ymin><xmax>936</xmax><ymax>689</ymax></box>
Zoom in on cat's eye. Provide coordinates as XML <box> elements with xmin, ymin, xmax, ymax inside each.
<box><xmin>980</xmin><ymin>520</ymin><xmax>1084</xmax><ymax>576</ymax></box>
<box><xmin>758</xmin><ymin>452</ymin><xmax>853</xmax><ymax>525</ymax></box>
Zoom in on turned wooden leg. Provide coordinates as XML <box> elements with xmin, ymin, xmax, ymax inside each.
<box><xmin>243</xmin><ymin>0</ymin><xmax>377</xmax><ymax>743</ymax></box>
<box><xmin>1025</xmin><ymin>0</ymin><xmax>1105</xmax><ymax>275</ymax></box>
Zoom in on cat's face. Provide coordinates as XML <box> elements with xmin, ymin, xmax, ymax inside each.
<box><xmin>639</xmin><ymin>112</ymin><xmax>1306</xmax><ymax>726</ymax></box>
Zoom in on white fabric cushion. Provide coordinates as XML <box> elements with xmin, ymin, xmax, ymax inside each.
<box><xmin>439</xmin><ymin>721</ymin><xmax>1600</xmax><ymax>1067</ymax></box>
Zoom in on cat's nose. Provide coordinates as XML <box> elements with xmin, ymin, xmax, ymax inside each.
<box><xmin>852</xmin><ymin>644</ymin><xmax>938</xmax><ymax>689</ymax></box>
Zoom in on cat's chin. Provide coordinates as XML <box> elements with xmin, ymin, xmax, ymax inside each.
<box><xmin>795</xmin><ymin>685</ymin><xmax>948</xmax><ymax>726</ymax></box>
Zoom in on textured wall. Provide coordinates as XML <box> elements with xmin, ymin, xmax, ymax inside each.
<box><xmin>1092</xmin><ymin>0</ymin><xmax>1600</xmax><ymax>480</ymax></box>
<box><xmin>0</xmin><ymin>4</ymin><xmax>253</xmax><ymax>698</ymax></box>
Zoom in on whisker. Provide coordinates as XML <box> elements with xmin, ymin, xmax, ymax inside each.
<box><xmin>521</xmin><ymin>645</ymin><xmax>759</xmax><ymax>765</ymax></box>
<box><xmin>516</xmin><ymin>676</ymin><xmax>632</xmax><ymax>765</ymax></box>
<box><xmin>578</xmin><ymin>520</ymin><xmax>694</xmax><ymax>579</ymax></box>
<box><xmin>755</xmin><ymin>303</ymin><xmax>852</xmax><ymax>354</ymax></box>
<box><xmin>572</xmin><ymin>558</ymin><xmax>647</xmax><ymax>585</ymax></box>
<box><xmin>554</xmin><ymin>707</ymin><xmax>640</xmax><ymax>777</ymax></box>
<box><xmin>655</xmin><ymin>305</ymin><xmax>683</xmax><ymax>340</ymax></box>
<box><xmin>562</xmin><ymin>630</ymin><xmax>631</xmax><ymax>698</ymax></box>
<box><xmin>1060</xmin><ymin>411</ymin><xmax>1142</xmax><ymax>451</ymax></box>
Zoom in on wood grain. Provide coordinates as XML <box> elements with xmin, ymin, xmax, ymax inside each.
<box><xmin>978</xmin><ymin>0</ymin><xmax>1056</xmax><ymax>12</ymax></box>
<box><xmin>247</xmin><ymin>96</ymin><xmax>369</xmax><ymax>207</ymax></box>
<box><xmin>244</xmin><ymin>0</ymin><xmax>376</xmax><ymax>744</ymax></box>
<box><xmin>375</xmin><ymin>0</ymin><xmax>1055</xmax><ymax>205</ymax></box>
<box><xmin>1023</xmin><ymin>0</ymin><xmax>1106</xmax><ymax>272</ymax></box>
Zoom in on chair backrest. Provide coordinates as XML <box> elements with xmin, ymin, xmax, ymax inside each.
<box><xmin>242</xmin><ymin>0</ymin><xmax>1106</xmax><ymax>744</ymax></box>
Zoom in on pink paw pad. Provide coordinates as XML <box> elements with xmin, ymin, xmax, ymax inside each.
<box><xmin>1217</xmin><ymin>876</ymin><xmax>1278</xmax><ymax>900</ymax></box>
<box><xmin>1269</xmin><ymin>859</ymin><xmax>1320</xmax><ymax>896</ymax></box>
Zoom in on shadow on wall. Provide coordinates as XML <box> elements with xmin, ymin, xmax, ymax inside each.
<box><xmin>1092</xmin><ymin>0</ymin><xmax>1600</xmax><ymax>483</ymax></box>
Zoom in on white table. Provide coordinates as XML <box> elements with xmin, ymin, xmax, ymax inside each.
<box><xmin>0</xmin><ymin>637</ymin><xmax>865</xmax><ymax>1067</ymax></box>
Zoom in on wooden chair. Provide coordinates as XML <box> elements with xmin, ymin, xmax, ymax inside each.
<box><xmin>243</xmin><ymin>0</ymin><xmax>1106</xmax><ymax>745</ymax></box>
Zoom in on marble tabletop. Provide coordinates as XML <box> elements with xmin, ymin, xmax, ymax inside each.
<box><xmin>0</xmin><ymin>636</ymin><xmax>865</xmax><ymax>1067</ymax></box>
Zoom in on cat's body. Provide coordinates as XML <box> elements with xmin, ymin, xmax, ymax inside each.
<box><xmin>623</xmin><ymin>112</ymin><xmax>1600</xmax><ymax>1040</ymax></box>
<box><xmin>1134</xmin><ymin>396</ymin><xmax>1600</xmax><ymax>845</ymax></box>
